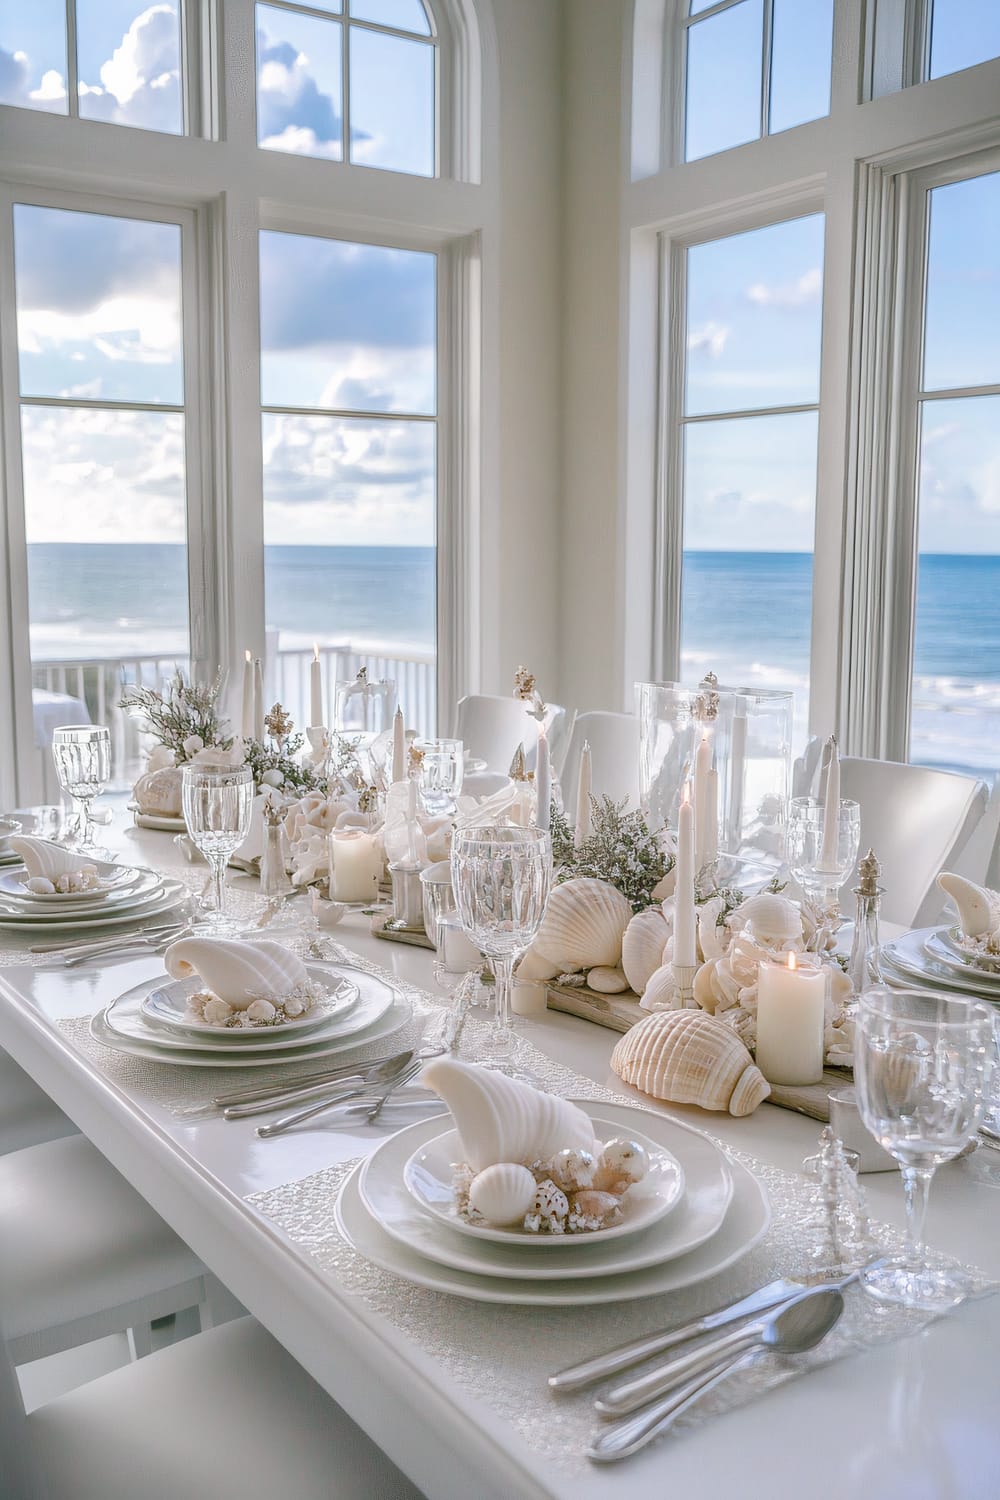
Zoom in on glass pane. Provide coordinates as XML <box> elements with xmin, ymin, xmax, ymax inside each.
<box><xmin>681</xmin><ymin>410</ymin><xmax>818</xmax><ymax>745</ymax></box>
<box><xmin>688</xmin><ymin>0</ymin><xmax>719</xmax><ymax>13</ymax></box>
<box><xmin>930</xmin><ymin>0</ymin><xmax>1000</xmax><ymax>79</ymax></box>
<box><xmin>912</xmin><ymin>395</ymin><xmax>1000</xmax><ymax>772</ymax></box>
<box><xmin>0</xmin><ymin>0</ymin><xmax>67</xmax><ymax>113</ymax></box>
<box><xmin>923</xmin><ymin>172</ymin><xmax>1000</xmax><ymax>393</ymax></box>
<box><xmin>768</xmin><ymin>0</ymin><xmax>833</xmax><ymax>134</ymax></box>
<box><xmin>260</xmin><ymin>231</ymin><xmax>436</xmax><ymax>415</ymax></box>
<box><xmin>350</xmin><ymin>0</ymin><xmax>431</xmax><ymax>35</ymax></box>
<box><xmin>13</xmin><ymin>205</ymin><xmax>183</xmax><ymax>406</ymax></box>
<box><xmin>685</xmin><ymin>0</ymin><xmax>763</xmax><ymax>163</ymax></box>
<box><xmin>256</xmin><ymin>3</ymin><xmax>343</xmax><ymax>160</ymax></box>
<box><xmin>76</xmin><ymin>0</ymin><xmax>182</xmax><ymax>134</ymax></box>
<box><xmin>685</xmin><ymin>214</ymin><xmax>824</xmax><ymax>417</ymax></box>
<box><xmin>262</xmin><ymin>413</ymin><xmax>436</xmax><ymax>734</ymax></box>
<box><xmin>349</xmin><ymin>27</ymin><xmax>434</xmax><ymax>175</ymax></box>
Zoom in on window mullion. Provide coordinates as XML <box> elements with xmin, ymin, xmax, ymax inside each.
<box><xmin>342</xmin><ymin>16</ymin><xmax>351</xmax><ymax>164</ymax></box>
<box><xmin>64</xmin><ymin>0</ymin><xmax>80</xmax><ymax>119</ymax></box>
<box><xmin>760</xmin><ymin>0</ymin><xmax>774</xmax><ymax>140</ymax></box>
<box><xmin>655</xmin><ymin>236</ymin><xmax>686</xmax><ymax>683</ymax></box>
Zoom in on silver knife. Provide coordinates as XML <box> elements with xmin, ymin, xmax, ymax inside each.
<box><xmin>30</xmin><ymin>921</ymin><xmax>187</xmax><ymax>956</ymax></box>
<box><xmin>223</xmin><ymin>1051</ymin><xmax>415</xmax><ymax>1120</ymax></box>
<box><xmin>549</xmin><ymin>1272</ymin><xmax>857</xmax><ymax>1394</ymax></box>
<box><xmin>256</xmin><ymin>1056</ymin><xmax>420</xmax><ymax>1138</ymax></box>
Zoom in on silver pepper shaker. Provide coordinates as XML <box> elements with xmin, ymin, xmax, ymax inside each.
<box><xmin>848</xmin><ymin>847</ymin><xmax>883</xmax><ymax>997</ymax></box>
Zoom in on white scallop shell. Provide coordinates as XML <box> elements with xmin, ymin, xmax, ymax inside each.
<box><xmin>163</xmin><ymin>938</ymin><xmax>308</xmax><ymax>1010</ymax></box>
<box><xmin>733</xmin><ymin>892</ymin><xmax>803</xmax><ymax>946</ymax></box>
<box><xmin>467</xmin><ymin>1163</ymin><xmax>537</xmax><ymax>1226</ymax></box>
<box><xmin>611</xmin><ymin>1010</ymin><xmax>771</xmax><ymax>1116</ymax></box>
<box><xmin>10</xmin><ymin>835</ymin><xmax>93</xmax><ymax>881</ymax></box>
<box><xmin>621</xmin><ymin>907</ymin><xmax>671</xmax><ymax>994</ymax></box>
<box><xmin>132</xmin><ymin>765</ymin><xmax>183</xmax><ymax>818</ymax></box>
<box><xmin>587</xmin><ymin>966</ymin><xmax>629</xmax><ymax>994</ymax></box>
<box><xmin>640</xmin><ymin>962</ymin><xmax>680</xmax><ymax>1011</ymax></box>
<box><xmin>422</xmin><ymin>1057</ymin><xmax>597</xmax><ymax>1171</ymax></box>
<box><xmin>515</xmin><ymin>948</ymin><xmax>561</xmax><ymax>983</ymax></box>
<box><xmin>937</xmin><ymin>871</ymin><xmax>1000</xmax><ymax>940</ymax></box>
<box><xmin>532</xmin><ymin>878</ymin><xmax>632</xmax><ymax>970</ymax></box>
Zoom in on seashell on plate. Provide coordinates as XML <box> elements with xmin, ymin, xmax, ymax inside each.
<box><xmin>732</xmin><ymin>892</ymin><xmax>803</xmax><ymax>947</ymax></box>
<box><xmin>527</xmin><ymin>1179</ymin><xmax>570</xmax><ymax>1233</ymax></box>
<box><xmin>546</xmin><ymin>1147</ymin><xmax>597</xmax><ymax>1192</ymax></box>
<box><xmin>937</xmin><ymin>871</ymin><xmax>1000</xmax><ymax>940</ymax></box>
<box><xmin>163</xmin><ymin>937</ymin><xmax>309</xmax><ymax>1010</ymax></box>
<box><xmin>531</xmin><ymin>877</ymin><xmax>632</xmax><ymax>971</ymax></box>
<box><xmin>611</xmin><ymin>1010</ymin><xmax>771</xmax><ymax>1116</ymax></box>
<box><xmin>587</xmin><ymin>966</ymin><xmax>629</xmax><ymax>994</ymax></box>
<box><xmin>10</xmin><ymin>835</ymin><xmax>95</xmax><ymax>881</ymax></box>
<box><xmin>568</xmin><ymin>1190</ymin><xmax>622</xmax><ymax>1232</ymax></box>
<box><xmin>467</xmin><ymin>1163</ymin><xmax>537</xmax><ymax>1226</ymax></box>
<box><xmin>621</xmin><ymin>906</ymin><xmax>671</xmax><ymax>994</ymax></box>
<box><xmin>421</xmin><ymin>1057</ymin><xmax>597</xmax><ymax>1171</ymax></box>
<box><xmin>597</xmin><ymin>1137</ymin><xmax>648</xmax><ymax>1186</ymax></box>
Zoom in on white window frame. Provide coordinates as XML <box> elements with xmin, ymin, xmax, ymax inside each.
<box><xmin>622</xmin><ymin>0</ymin><xmax>1000</xmax><ymax>762</ymax></box>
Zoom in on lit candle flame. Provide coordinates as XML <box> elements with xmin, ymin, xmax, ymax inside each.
<box><xmin>313</xmin><ymin>642</ymin><xmax>320</xmax><ymax>662</ymax></box>
<box><xmin>787</xmin><ymin>952</ymin><xmax>797</xmax><ymax>972</ymax></box>
<box><xmin>682</xmin><ymin>782</ymin><xmax>691</xmax><ymax>806</ymax></box>
<box><xmin>245</xmin><ymin>649</ymin><xmax>252</xmax><ymax>663</ymax></box>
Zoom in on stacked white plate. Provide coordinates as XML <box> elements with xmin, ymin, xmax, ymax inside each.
<box><xmin>0</xmin><ymin>859</ymin><xmax>191</xmax><ymax>934</ymax></box>
<box><xmin>91</xmin><ymin>960</ymin><xmax>412</xmax><ymax>1068</ymax></box>
<box><xmin>336</xmin><ymin>1100</ymin><xmax>771</xmax><ymax>1306</ymax></box>
<box><xmin>881</xmin><ymin>927</ymin><xmax>1000</xmax><ymax>1005</ymax></box>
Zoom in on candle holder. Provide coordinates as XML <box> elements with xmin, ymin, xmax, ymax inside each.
<box><xmin>386</xmin><ymin>862</ymin><xmax>425</xmax><ymax>933</ymax></box>
<box><xmin>671</xmin><ymin>961</ymin><xmax>699</xmax><ymax>1008</ymax></box>
<box><xmin>787</xmin><ymin>797</ymin><xmax>862</xmax><ymax>935</ymax></box>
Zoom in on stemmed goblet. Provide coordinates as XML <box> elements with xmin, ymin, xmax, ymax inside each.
<box><xmin>450</xmin><ymin>824</ymin><xmax>551</xmax><ymax>1079</ymax></box>
<box><xmin>854</xmin><ymin>987</ymin><xmax>993</xmax><ymax>1309</ymax></box>
<box><xmin>181</xmin><ymin>764</ymin><xmax>254</xmax><ymax>934</ymax></box>
<box><xmin>51</xmin><ymin>725</ymin><xmax>112</xmax><ymax>856</ymax></box>
<box><xmin>418</xmin><ymin>738</ymin><xmax>464</xmax><ymax>818</ymax></box>
<box><xmin>786</xmin><ymin>795</ymin><xmax>861</xmax><ymax>947</ymax></box>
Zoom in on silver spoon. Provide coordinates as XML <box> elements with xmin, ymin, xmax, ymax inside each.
<box><xmin>588</xmin><ymin>1289</ymin><xmax>844</xmax><ymax>1464</ymax></box>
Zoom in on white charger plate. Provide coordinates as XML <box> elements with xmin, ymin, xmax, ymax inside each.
<box><xmin>141</xmin><ymin>970</ymin><xmax>359</xmax><ymax>1039</ymax></box>
<box><xmin>0</xmin><ymin>882</ymin><xmax>189</xmax><ymax>932</ymax></box>
<box><xmin>0</xmin><ymin>863</ymin><xmax>139</xmax><ymax>904</ymax></box>
<box><xmin>404</xmin><ymin>1118</ymin><xmax>683</xmax><ymax>1248</ymax></box>
<box><xmin>338</xmin><ymin>1124</ymin><xmax>768</xmax><ymax>1306</ymax></box>
<box><xmin>361</xmin><ymin>1103</ymin><xmax>733</xmax><ymax>1280</ymax></box>
<box><xmin>882</xmin><ymin>930</ymin><xmax>1000</xmax><ymax>1000</ymax></box>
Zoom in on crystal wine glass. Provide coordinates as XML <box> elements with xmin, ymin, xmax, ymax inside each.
<box><xmin>854</xmin><ymin>987</ymin><xmax>993</xmax><ymax>1309</ymax></box>
<box><xmin>450</xmin><ymin>824</ymin><xmax>551</xmax><ymax>1079</ymax></box>
<box><xmin>786</xmin><ymin>795</ymin><xmax>861</xmax><ymax>943</ymax></box>
<box><xmin>418</xmin><ymin>738</ymin><xmax>464</xmax><ymax>818</ymax></box>
<box><xmin>51</xmin><ymin>725</ymin><xmax>112</xmax><ymax>856</ymax></box>
<box><xmin>181</xmin><ymin>764</ymin><xmax>254</xmax><ymax>934</ymax></box>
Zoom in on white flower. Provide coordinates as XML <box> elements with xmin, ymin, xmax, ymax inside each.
<box><xmin>147</xmin><ymin>744</ymin><xmax>176</xmax><ymax>772</ymax></box>
<box><xmin>261</xmin><ymin>768</ymin><xmax>284</xmax><ymax>787</ymax></box>
<box><xmin>182</xmin><ymin>734</ymin><xmax>204</xmax><ymax>757</ymax></box>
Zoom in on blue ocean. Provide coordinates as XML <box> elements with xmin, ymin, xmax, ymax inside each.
<box><xmin>25</xmin><ymin>545</ymin><xmax>1000</xmax><ymax>771</ymax></box>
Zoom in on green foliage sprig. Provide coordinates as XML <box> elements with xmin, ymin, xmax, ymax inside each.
<box><xmin>552</xmin><ymin>795</ymin><xmax>673</xmax><ymax>914</ymax></box>
<box><xmin>119</xmin><ymin>671</ymin><xmax>230</xmax><ymax>762</ymax></box>
<box><xmin>242</xmin><ymin>732</ymin><xmax>320</xmax><ymax>794</ymax></box>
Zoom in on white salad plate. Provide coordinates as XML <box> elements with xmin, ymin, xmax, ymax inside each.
<box><xmin>361</xmin><ymin>1104</ymin><xmax>734</xmax><ymax>1281</ymax></box>
<box><xmin>403</xmin><ymin>1117</ymin><xmax>684</xmax><ymax>1249</ymax></box>
<box><xmin>0</xmin><ymin>863</ymin><xmax>140</xmax><ymax>904</ymax></box>
<box><xmin>0</xmin><ymin>881</ymin><xmax>189</xmax><ymax>932</ymax></box>
<box><xmin>128</xmin><ymin>804</ymin><xmax>187</xmax><ymax>832</ymax></box>
<box><xmin>0</xmin><ymin>866</ymin><xmax>157</xmax><ymax>913</ymax></box>
<box><xmin>881</xmin><ymin>930</ymin><xmax>1000</xmax><ymax>1000</ymax></box>
<box><xmin>338</xmin><ymin>1107</ymin><xmax>767</xmax><ymax>1306</ymax></box>
<box><xmin>141</xmin><ymin>971</ymin><xmax>359</xmax><ymax>1039</ymax></box>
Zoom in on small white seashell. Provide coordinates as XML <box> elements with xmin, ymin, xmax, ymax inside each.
<box><xmin>598</xmin><ymin>1138</ymin><xmax>649</xmax><ymax>1185</ymax></box>
<box><xmin>467</xmin><ymin>1163</ymin><xmax>537</xmax><ymax>1226</ymax></box>
<box><xmin>528</xmin><ymin>1179</ymin><xmax>569</xmax><ymax>1233</ymax></box>
<box><xmin>611</xmin><ymin>1010</ymin><xmax>771</xmax><ymax>1116</ymax></box>
<box><xmin>937</xmin><ymin>871</ymin><xmax>999</xmax><ymax>940</ymax></box>
<box><xmin>587</xmin><ymin>966</ymin><xmax>629</xmax><ymax>994</ymax></box>
<box><xmin>546</xmin><ymin>1147</ymin><xmax>597</xmax><ymax>1192</ymax></box>
<box><xmin>246</xmin><ymin>998</ymin><xmax>276</xmax><ymax>1023</ymax></box>
<box><xmin>532</xmin><ymin>878</ymin><xmax>632</xmax><ymax>971</ymax></box>
<box><xmin>422</xmin><ymin>1057</ymin><xmax>597</xmax><ymax>1171</ymax></box>
<box><xmin>202</xmin><ymin>997</ymin><xmax>232</xmax><ymax>1026</ymax></box>
<box><xmin>621</xmin><ymin>906</ymin><xmax>671</xmax><ymax>994</ymax></box>
<box><xmin>26</xmin><ymin>876</ymin><xmax>56</xmax><ymax>894</ymax></box>
<box><xmin>567</xmin><ymin>1190</ymin><xmax>623</xmax><ymax>1232</ymax></box>
<box><xmin>733</xmin><ymin>892</ymin><xmax>803</xmax><ymax>948</ymax></box>
<box><xmin>283</xmin><ymin>996</ymin><xmax>305</xmax><ymax>1016</ymax></box>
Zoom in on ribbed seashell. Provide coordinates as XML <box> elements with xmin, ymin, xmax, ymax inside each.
<box><xmin>422</xmin><ymin>1057</ymin><xmax>597</xmax><ymax>1171</ymax></box>
<box><xmin>467</xmin><ymin>1163</ymin><xmax>537</xmax><ymax>1226</ymax></box>
<box><xmin>163</xmin><ymin>938</ymin><xmax>308</xmax><ymax>1010</ymax></box>
<box><xmin>587</xmin><ymin>966</ymin><xmax>628</xmax><ymax>994</ymax></box>
<box><xmin>133</xmin><ymin>765</ymin><xmax>183</xmax><ymax>817</ymax></box>
<box><xmin>640</xmin><ymin>962</ymin><xmax>680</xmax><ymax>1011</ymax></box>
<box><xmin>515</xmin><ymin>948</ymin><xmax>561</xmax><ymax>983</ymax></box>
<box><xmin>733</xmin><ymin>892</ymin><xmax>803</xmax><ymax>947</ymax></box>
<box><xmin>937</xmin><ymin>871</ymin><xmax>1000</xmax><ymax>940</ymax></box>
<box><xmin>611</xmin><ymin>1010</ymin><xmax>771</xmax><ymax>1116</ymax></box>
<box><xmin>621</xmin><ymin>907</ymin><xmax>671</xmax><ymax>994</ymax></box>
<box><xmin>10</xmin><ymin>836</ymin><xmax>92</xmax><ymax>880</ymax></box>
<box><xmin>532</xmin><ymin>878</ymin><xmax>632</xmax><ymax>970</ymax></box>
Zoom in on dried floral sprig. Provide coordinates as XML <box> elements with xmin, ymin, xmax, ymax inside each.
<box><xmin>242</xmin><ymin>733</ymin><xmax>320</xmax><ymax>794</ymax></box>
<box><xmin>554</xmin><ymin>795</ymin><xmax>673</xmax><ymax>913</ymax></box>
<box><xmin>119</xmin><ymin>670</ymin><xmax>231</xmax><ymax>761</ymax></box>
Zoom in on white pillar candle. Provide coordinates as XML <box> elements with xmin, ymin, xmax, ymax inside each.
<box><xmin>819</xmin><ymin>734</ymin><xmax>840</xmax><ymax>871</ymax></box>
<box><xmin>673</xmin><ymin>787</ymin><xmax>697</xmax><ymax>969</ymax></box>
<box><xmin>704</xmin><ymin>767</ymin><xmax>719</xmax><ymax>866</ymax></box>
<box><xmin>310</xmin><ymin>643</ymin><xmax>323</xmax><ymax>728</ymax></box>
<box><xmin>755</xmin><ymin>952</ymin><xmax>826</xmax><ymax>1086</ymax></box>
<box><xmin>241</xmin><ymin>650</ymin><xmax>254</xmax><ymax>741</ymax></box>
<box><xmin>440</xmin><ymin>915</ymin><xmax>482</xmax><ymax>973</ymax></box>
<box><xmin>575</xmin><ymin>740</ymin><xmax>592</xmax><ymax>848</ymax></box>
<box><xmin>391</xmin><ymin>706</ymin><xmax>406</xmax><ymax>785</ymax></box>
<box><xmin>328</xmin><ymin>829</ymin><xmax>380</xmax><ymax>903</ymax></box>
<box><xmin>253</xmin><ymin>658</ymin><xmax>265</xmax><ymax>741</ymax></box>
<box><xmin>693</xmin><ymin>730</ymin><xmax>712</xmax><ymax>871</ymax></box>
<box><xmin>535</xmin><ymin>724</ymin><xmax>551</xmax><ymax>832</ymax></box>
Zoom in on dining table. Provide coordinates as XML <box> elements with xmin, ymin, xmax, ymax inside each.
<box><xmin>1</xmin><ymin>801</ymin><xmax>998</xmax><ymax>1500</ymax></box>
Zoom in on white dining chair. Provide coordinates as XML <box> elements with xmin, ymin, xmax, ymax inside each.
<box><xmin>455</xmin><ymin>695</ymin><xmax>570</xmax><ymax>774</ymax></box>
<box><xmin>1</xmin><ymin>1310</ymin><xmax>425</xmax><ymax>1500</ymax></box>
<box><xmin>0</xmin><ymin>1133</ymin><xmax>233</xmax><ymax>1365</ymax></box>
<box><xmin>559</xmin><ymin>711</ymin><xmax>641</xmax><ymax>815</ymax></box>
<box><xmin>0</xmin><ymin>1051</ymin><xmax>77</xmax><ymax>1156</ymax></box>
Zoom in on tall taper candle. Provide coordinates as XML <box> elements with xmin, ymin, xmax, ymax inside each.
<box><xmin>819</xmin><ymin>734</ymin><xmax>840</xmax><ymax>870</ymax></box>
<box><xmin>310</xmin><ymin>643</ymin><xmax>323</xmax><ymax>728</ymax></box>
<box><xmin>575</xmin><ymin>740</ymin><xmax>592</xmax><ymax>848</ymax></box>
<box><xmin>704</xmin><ymin>767</ymin><xmax>719</xmax><ymax>866</ymax></box>
<box><xmin>693</xmin><ymin>731</ymin><xmax>712</xmax><ymax>871</ymax></box>
<box><xmin>673</xmin><ymin>787</ymin><xmax>697</xmax><ymax>969</ymax></box>
<box><xmin>391</xmin><ymin>705</ymin><xmax>406</xmax><ymax>784</ymax></box>
<box><xmin>241</xmin><ymin>650</ymin><xmax>254</xmax><ymax>741</ymax></box>
<box><xmin>535</xmin><ymin>724</ymin><xmax>551</xmax><ymax>832</ymax></box>
<box><xmin>253</xmin><ymin>657</ymin><xmax>265</xmax><ymax>741</ymax></box>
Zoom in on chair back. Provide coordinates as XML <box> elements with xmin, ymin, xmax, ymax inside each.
<box><xmin>0</xmin><ymin>1309</ymin><xmax>38</xmax><ymax>1498</ymax></box>
<box><xmin>839</xmin><ymin>757</ymin><xmax>991</xmax><ymax>927</ymax></box>
<box><xmin>455</xmin><ymin>696</ymin><xmax>568</xmax><ymax>774</ymax></box>
<box><xmin>560</xmin><ymin>711</ymin><xmax>641</xmax><ymax>816</ymax></box>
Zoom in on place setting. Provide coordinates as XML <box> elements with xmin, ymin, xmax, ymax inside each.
<box><xmin>0</xmin><ymin>832</ymin><xmax>191</xmax><ymax>936</ymax></box>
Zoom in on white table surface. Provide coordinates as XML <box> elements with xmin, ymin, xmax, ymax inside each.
<box><xmin>1</xmin><ymin>811</ymin><xmax>998</xmax><ymax>1500</ymax></box>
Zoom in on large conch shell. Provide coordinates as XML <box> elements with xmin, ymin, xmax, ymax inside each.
<box><xmin>163</xmin><ymin>938</ymin><xmax>308</xmax><ymax>1010</ymax></box>
<box><xmin>527</xmin><ymin>877</ymin><xmax>632</xmax><ymax>972</ymax></box>
<box><xmin>621</xmin><ymin>906</ymin><xmax>671</xmax><ymax>994</ymax></box>
<box><xmin>611</xmin><ymin>1010</ymin><xmax>771</xmax><ymax>1116</ymax></box>
<box><xmin>10</xmin><ymin>835</ymin><xmax>93</xmax><ymax>879</ymax></box>
<box><xmin>937</xmin><ymin>872</ymin><xmax>1000</xmax><ymax>940</ymax></box>
<box><xmin>422</xmin><ymin>1057</ymin><xmax>597</xmax><ymax>1170</ymax></box>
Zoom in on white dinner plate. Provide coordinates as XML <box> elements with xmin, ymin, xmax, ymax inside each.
<box><xmin>403</xmin><ymin>1117</ymin><xmax>684</xmax><ymax>1249</ymax></box>
<box><xmin>881</xmin><ymin>930</ymin><xmax>1000</xmax><ymax>1000</ymax></box>
<box><xmin>0</xmin><ymin>866</ymin><xmax>161</xmax><ymax>915</ymax></box>
<box><xmin>0</xmin><ymin>863</ymin><xmax>140</xmax><ymax>904</ymax></box>
<box><xmin>129</xmin><ymin>805</ymin><xmax>187</xmax><ymax>832</ymax></box>
<box><xmin>0</xmin><ymin>876</ymin><xmax>181</xmax><ymax>925</ymax></box>
<box><xmin>338</xmin><ymin>1136</ymin><xmax>767</xmax><ymax>1306</ymax></box>
<box><xmin>927</xmin><ymin>929</ymin><xmax>1000</xmax><ymax>978</ymax></box>
<box><xmin>361</xmin><ymin>1103</ymin><xmax>733</xmax><ymax>1280</ymax></box>
<box><xmin>141</xmin><ymin>970</ymin><xmax>359</xmax><ymax>1039</ymax></box>
<box><xmin>0</xmin><ymin>882</ymin><xmax>189</xmax><ymax>932</ymax></box>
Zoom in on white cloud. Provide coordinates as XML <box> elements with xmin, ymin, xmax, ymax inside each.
<box><xmin>30</xmin><ymin>69</ymin><xmax>67</xmax><ymax>105</ymax></box>
<box><xmin>259</xmin><ymin>124</ymin><xmax>341</xmax><ymax>159</ymax></box>
<box><xmin>687</xmin><ymin>322</ymin><xmax>730</xmax><ymax>358</ymax></box>
<box><xmin>746</xmin><ymin>266</ymin><xmax>822</xmax><ymax>309</ymax></box>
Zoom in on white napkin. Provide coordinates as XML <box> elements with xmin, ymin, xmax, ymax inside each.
<box><xmin>162</xmin><ymin>937</ymin><xmax>308</xmax><ymax>1010</ymax></box>
<box><xmin>9</xmin><ymin>835</ymin><xmax>91</xmax><ymax>880</ymax></box>
<box><xmin>422</xmin><ymin>1057</ymin><xmax>598</xmax><ymax>1171</ymax></box>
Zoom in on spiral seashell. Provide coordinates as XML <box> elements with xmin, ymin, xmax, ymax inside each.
<box><xmin>422</xmin><ymin>1057</ymin><xmax>597</xmax><ymax>1171</ymax></box>
<box><xmin>163</xmin><ymin>938</ymin><xmax>308</xmax><ymax>1010</ymax></box>
<box><xmin>531</xmin><ymin>878</ymin><xmax>632</xmax><ymax>970</ymax></box>
<box><xmin>621</xmin><ymin>907</ymin><xmax>671</xmax><ymax>994</ymax></box>
<box><xmin>937</xmin><ymin>871</ymin><xmax>1000</xmax><ymax>940</ymax></box>
<box><xmin>467</xmin><ymin>1163</ymin><xmax>537</xmax><ymax>1226</ymax></box>
<box><xmin>10</xmin><ymin>835</ymin><xmax>95</xmax><ymax>881</ymax></box>
<box><xmin>611</xmin><ymin>1010</ymin><xmax>771</xmax><ymax>1116</ymax></box>
<box><xmin>732</xmin><ymin>892</ymin><xmax>803</xmax><ymax>947</ymax></box>
<box><xmin>641</xmin><ymin>962</ymin><xmax>680</xmax><ymax>1011</ymax></box>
